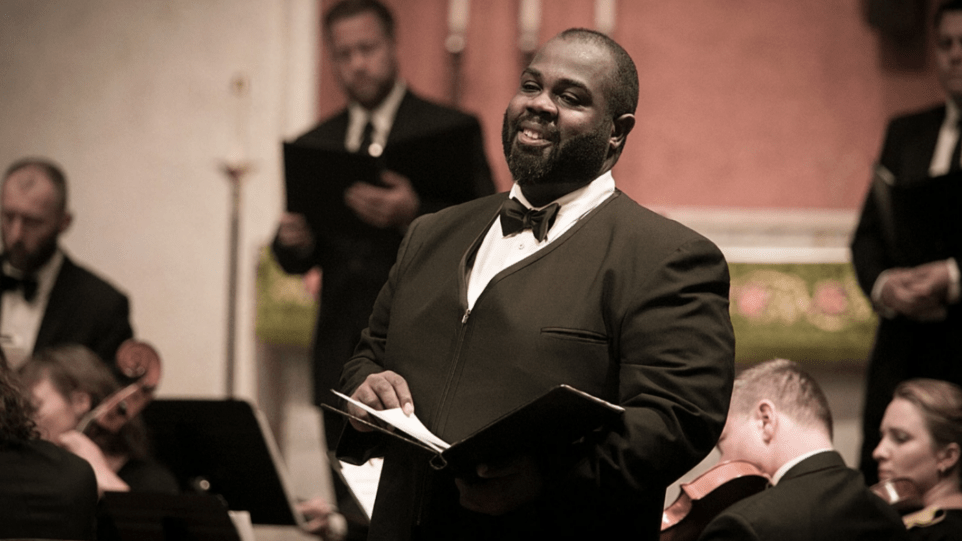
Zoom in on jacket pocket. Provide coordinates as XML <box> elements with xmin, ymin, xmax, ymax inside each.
<box><xmin>541</xmin><ymin>327</ymin><xmax>608</xmax><ymax>344</ymax></box>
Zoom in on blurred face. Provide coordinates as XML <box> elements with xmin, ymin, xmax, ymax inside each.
<box><xmin>501</xmin><ymin>37</ymin><xmax>616</xmax><ymax>190</ymax></box>
<box><xmin>936</xmin><ymin>12</ymin><xmax>962</xmax><ymax>104</ymax></box>
<box><xmin>873</xmin><ymin>398</ymin><xmax>944</xmax><ymax>494</ymax></box>
<box><xmin>328</xmin><ymin>11</ymin><xmax>398</xmax><ymax>109</ymax></box>
<box><xmin>1</xmin><ymin>167</ymin><xmax>69</xmax><ymax>274</ymax></box>
<box><xmin>29</xmin><ymin>376</ymin><xmax>88</xmax><ymax>441</ymax></box>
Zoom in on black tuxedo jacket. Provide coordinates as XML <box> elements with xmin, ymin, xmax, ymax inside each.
<box><xmin>850</xmin><ymin>105</ymin><xmax>962</xmax><ymax>484</ymax></box>
<box><xmin>33</xmin><ymin>253</ymin><xmax>134</xmax><ymax>365</ymax></box>
<box><xmin>698</xmin><ymin>452</ymin><xmax>909</xmax><ymax>541</ymax></box>
<box><xmin>338</xmin><ymin>191</ymin><xmax>735</xmax><ymax>540</ymax></box>
<box><xmin>273</xmin><ymin>89</ymin><xmax>494</xmax><ymax>408</ymax></box>
<box><xmin>0</xmin><ymin>438</ymin><xmax>99</xmax><ymax>540</ymax></box>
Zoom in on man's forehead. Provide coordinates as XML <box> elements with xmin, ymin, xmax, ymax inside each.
<box><xmin>939</xmin><ymin>11</ymin><xmax>962</xmax><ymax>34</ymax></box>
<box><xmin>529</xmin><ymin>37</ymin><xmax>615</xmax><ymax>88</ymax></box>
<box><xmin>4</xmin><ymin>166</ymin><xmax>53</xmax><ymax>194</ymax></box>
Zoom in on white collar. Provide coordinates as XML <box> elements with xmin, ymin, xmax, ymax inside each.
<box><xmin>509</xmin><ymin>170</ymin><xmax>616</xmax><ymax>211</ymax></box>
<box><xmin>348</xmin><ymin>80</ymin><xmax>407</xmax><ymax>138</ymax></box>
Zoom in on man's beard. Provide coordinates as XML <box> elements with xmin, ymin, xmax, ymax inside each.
<box><xmin>3</xmin><ymin>233</ymin><xmax>58</xmax><ymax>275</ymax></box>
<box><xmin>501</xmin><ymin>111</ymin><xmax>610</xmax><ymax>187</ymax></box>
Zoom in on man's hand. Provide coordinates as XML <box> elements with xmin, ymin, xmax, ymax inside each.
<box><xmin>277</xmin><ymin>212</ymin><xmax>315</xmax><ymax>251</ymax></box>
<box><xmin>454</xmin><ymin>455</ymin><xmax>543</xmax><ymax>516</ymax></box>
<box><xmin>344</xmin><ymin>170</ymin><xmax>420</xmax><ymax>230</ymax></box>
<box><xmin>879</xmin><ymin>261</ymin><xmax>952</xmax><ymax>321</ymax></box>
<box><xmin>347</xmin><ymin>370</ymin><xmax>414</xmax><ymax>432</ymax></box>
<box><xmin>296</xmin><ymin>496</ymin><xmax>346</xmax><ymax>540</ymax></box>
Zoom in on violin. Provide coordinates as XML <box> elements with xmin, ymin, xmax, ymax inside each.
<box><xmin>76</xmin><ymin>339</ymin><xmax>162</xmax><ymax>434</ymax></box>
<box><xmin>870</xmin><ymin>477</ymin><xmax>923</xmax><ymax>514</ymax></box>
<box><xmin>661</xmin><ymin>460</ymin><xmax>770</xmax><ymax>541</ymax></box>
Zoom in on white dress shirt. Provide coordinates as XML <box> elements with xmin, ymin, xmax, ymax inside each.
<box><xmin>345</xmin><ymin>80</ymin><xmax>407</xmax><ymax>156</ymax></box>
<box><xmin>0</xmin><ymin>249</ymin><xmax>64</xmax><ymax>369</ymax></box>
<box><xmin>466</xmin><ymin>171</ymin><xmax>616</xmax><ymax>309</ymax></box>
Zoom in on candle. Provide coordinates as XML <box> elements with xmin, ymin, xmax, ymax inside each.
<box><xmin>595</xmin><ymin>0</ymin><xmax>616</xmax><ymax>35</ymax></box>
<box><xmin>519</xmin><ymin>0</ymin><xmax>541</xmax><ymax>52</ymax></box>
<box><xmin>446</xmin><ymin>0</ymin><xmax>470</xmax><ymax>53</ymax></box>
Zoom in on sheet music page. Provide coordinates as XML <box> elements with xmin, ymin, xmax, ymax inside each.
<box><xmin>338</xmin><ymin>458</ymin><xmax>383</xmax><ymax>519</ymax></box>
<box><xmin>331</xmin><ymin>390</ymin><xmax>450</xmax><ymax>453</ymax></box>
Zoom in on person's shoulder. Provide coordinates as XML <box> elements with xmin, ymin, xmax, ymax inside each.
<box><xmin>11</xmin><ymin>439</ymin><xmax>97</xmax><ymax>487</ymax></box>
<box><xmin>412</xmin><ymin>192</ymin><xmax>504</xmax><ymax>228</ymax></box>
<box><xmin>293</xmin><ymin>109</ymin><xmax>350</xmax><ymax>145</ymax></box>
<box><xmin>887</xmin><ymin>104</ymin><xmax>946</xmax><ymax>131</ymax></box>
<box><xmin>399</xmin><ymin>90</ymin><xmax>481</xmax><ymax>128</ymax></box>
<box><xmin>58</xmin><ymin>253</ymin><xmax>129</xmax><ymax>301</ymax></box>
<box><xmin>603</xmin><ymin>192</ymin><xmax>723</xmax><ymax>254</ymax></box>
<box><xmin>904</xmin><ymin>507</ymin><xmax>962</xmax><ymax>540</ymax></box>
<box><xmin>403</xmin><ymin>192</ymin><xmax>504</xmax><ymax>242</ymax></box>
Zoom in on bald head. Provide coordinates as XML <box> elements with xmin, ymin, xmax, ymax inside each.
<box><xmin>1</xmin><ymin>158</ymin><xmax>72</xmax><ymax>274</ymax></box>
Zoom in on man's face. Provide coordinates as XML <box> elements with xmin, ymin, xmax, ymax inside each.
<box><xmin>501</xmin><ymin>37</ymin><xmax>616</xmax><ymax>188</ymax></box>
<box><xmin>328</xmin><ymin>11</ymin><xmax>398</xmax><ymax>110</ymax></box>
<box><xmin>936</xmin><ymin>12</ymin><xmax>962</xmax><ymax>104</ymax></box>
<box><xmin>1</xmin><ymin>167</ymin><xmax>68</xmax><ymax>274</ymax></box>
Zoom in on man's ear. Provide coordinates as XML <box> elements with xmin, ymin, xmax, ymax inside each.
<box><xmin>609</xmin><ymin>113</ymin><xmax>635</xmax><ymax>154</ymax></box>
<box><xmin>58</xmin><ymin>210</ymin><xmax>73</xmax><ymax>235</ymax></box>
<box><xmin>756</xmin><ymin>400</ymin><xmax>778</xmax><ymax>444</ymax></box>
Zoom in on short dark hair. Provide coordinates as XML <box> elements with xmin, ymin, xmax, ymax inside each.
<box><xmin>323</xmin><ymin>0</ymin><xmax>395</xmax><ymax>40</ymax></box>
<box><xmin>935</xmin><ymin>0</ymin><xmax>962</xmax><ymax>28</ymax></box>
<box><xmin>557</xmin><ymin>28</ymin><xmax>639</xmax><ymax>119</ymax></box>
<box><xmin>730</xmin><ymin>359</ymin><xmax>834</xmax><ymax>439</ymax></box>
<box><xmin>3</xmin><ymin>157</ymin><xmax>69</xmax><ymax>214</ymax></box>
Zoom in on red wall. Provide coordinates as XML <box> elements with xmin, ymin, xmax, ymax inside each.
<box><xmin>316</xmin><ymin>0</ymin><xmax>944</xmax><ymax>209</ymax></box>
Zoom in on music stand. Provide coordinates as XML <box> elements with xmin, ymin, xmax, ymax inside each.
<box><xmin>140</xmin><ymin>399</ymin><xmax>306</xmax><ymax>528</ymax></box>
<box><xmin>98</xmin><ymin>492</ymin><xmax>241</xmax><ymax>541</ymax></box>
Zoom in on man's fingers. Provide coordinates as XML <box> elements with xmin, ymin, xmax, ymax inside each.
<box><xmin>351</xmin><ymin>371</ymin><xmax>414</xmax><ymax>415</ymax></box>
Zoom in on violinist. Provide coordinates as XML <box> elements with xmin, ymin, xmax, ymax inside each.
<box><xmin>0</xmin><ymin>345</ymin><xmax>97</xmax><ymax>540</ymax></box>
<box><xmin>874</xmin><ymin>378</ymin><xmax>962</xmax><ymax>540</ymax></box>
<box><xmin>17</xmin><ymin>344</ymin><xmax>177</xmax><ymax>495</ymax></box>
<box><xmin>697</xmin><ymin>359</ymin><xmax>908</xmax><ymax>541</ymax></box>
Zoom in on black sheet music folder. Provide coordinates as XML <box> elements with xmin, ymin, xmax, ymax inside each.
<box><xmin>283</xmin><ymin>117</ymin><xmax>486</xmax><ymax>244</ymax></box>
<box><xmin>871</xmin><ymin>165</ymin><xmax>962</xmax><ymax>266</ymax></box>
<box><xmin>140</xmin><ymin>398</ymin><xmax>305</xmax><ymax>527</ymax></box>
<box><xmin>283</xmin><ymin>142</ymin><xmax>382</xmax><ymax>242</ymax></box>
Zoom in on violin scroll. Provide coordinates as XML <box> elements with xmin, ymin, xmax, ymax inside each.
<box><xmin>76</xmin><ymin>339</ymin><xmax>161</xmax><ymax>434</ymax></box>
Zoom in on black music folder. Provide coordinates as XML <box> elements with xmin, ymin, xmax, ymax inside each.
<box><xmin>871</xmin><ymin>164</ymin><xmax>962</xmax><ymax>265</ymax></box>
<box><xmin>140</xmin><ymin>399</ymin><xmax>306</xmax><ymax>528</ymax></box>
<box><xmin>283</xmin><ymin>118</ymin><xmax>485</xmax><ymax>242</ymax></box>
<box><xmin>283</xmin><ymin>142</ymin><xmax>382</xmax><ymax>241</ymax></box>
<box><xmin>326</xmin><ymin>384</ymin><xmax>625</xmax><ymax>473</ymax></box>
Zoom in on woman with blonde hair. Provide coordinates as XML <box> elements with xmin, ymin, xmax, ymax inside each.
<box><xmin>874</xmin><ymin>378</ymin><xmax>962</xmax><ymax>540</ymax></box>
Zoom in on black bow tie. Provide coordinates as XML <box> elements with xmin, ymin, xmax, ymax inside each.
<box><xmin>0</xmin><ymin>272</ymin><xmax>38</xmax><ymax>302</ymax></box>
<box><xmin>499</xmin><ymin>198</ymin><xmax>560</xmax><ymax>242</ymax></box>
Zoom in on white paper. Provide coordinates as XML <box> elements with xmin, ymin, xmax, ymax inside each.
<box><xmin>332</xmin><ymin>390</ymin><xmax>450</xmax><ymax>453</ymax></box>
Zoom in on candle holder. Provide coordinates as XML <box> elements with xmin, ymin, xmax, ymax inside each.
<box><xmin>219</xmin><ymin>159</ymin><xmax>253</xmax><ymax>398</ymax></box>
